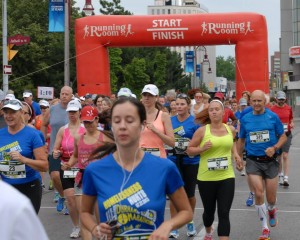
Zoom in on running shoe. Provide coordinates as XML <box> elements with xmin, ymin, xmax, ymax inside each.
<box><xmin>258</xmin><ymin>228</ymin><xmax>270</xmax><ymax>240</ymax></box>
<box><xmin>240</xmin><ymin>167</ymin><xmax>246</xmax><ymax>176</ymax></box>
<box><xmin>186</xmin><ymin>222</ymin><xmax>197</xmax><ymax>237</ymax></box>
<box><xmin>169</xmin><ymin>229</ymin><xmax>179</xmax><ymax>239</ymax></box>
<box><xmin>204</xmin><ymin>228</ymin><xmax>214</xmax><ymax>240</ymax></box>
<box><xmin>246</xmin><ymin>192</ymin><xmax>255</xmax><ymax>207</ymax></box>
<box><xmin>48</xmin><ymin>179</ymin><xmax>54</xmax><ymax>190</ymax></box>
<box><xmin>278</xmin><ymin>175</ymin><xmax>284</xmax><ymax>185</ymax></box>
<box><xmin>41</xmin><ymin>184</ymin><xmax>46</xmax><ymax>191</ymax></box>
<box><xmin>70</xmin><ymin>226</ymin><xmax>80</xmax><ymax>238</ymax></box>
<box><xmin>63</xmin><ymin>205</ymin><xmax>69</xmax><ymax>215</ymax></box>
<box><xmin>268</xmin><ymin>208</ymin><xmax>278</xmax><ymax>227</ymax></box>
<box><xmin>56</xmin><ymin>197</ymin><xmax>65</xmax><ymax>212</ymax></box>
<box><xmin>283</xmin><ymin>176</ymin><xmax>289</xmax><ymax>187</ymax></box>
<box><xmin>53</xmin><ymin>192</ymin><xmax>60</xmax><ymax>203</ymax></box>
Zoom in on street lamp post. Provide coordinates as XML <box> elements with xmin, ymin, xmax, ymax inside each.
<box><xmin>2</xmin><ymin>0</ymin><xmax>8</xmax><ymax>93</ymax></box>
<box><xmin>193</xmin><ymin>46</ymin><xmax>212</xmax><ymax>89</ymax></box>
<box><xmin>83</xmin><ymin>0</ymin><xmax>94</xmax><ymax>15</ymax></box>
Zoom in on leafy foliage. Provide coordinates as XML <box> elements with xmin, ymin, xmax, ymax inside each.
<box><xmin>216</xmin><ymin>56</ymin><xmax>236</xmax><ymax>81</ymax></box>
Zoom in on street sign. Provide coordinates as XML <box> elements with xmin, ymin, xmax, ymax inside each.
<box><xmin>3</xmin><ymin>65</ymin><xmax>12</xmax><ymax>75</ymax></box>
<box><xmin>8</xmin><ymin>34</ymin><xmax>30</xmax><ymax>46</ymax></box>
<box><xmin>37</xmin><ymin>86</ymin><xmax>54</xmax><ymax>99</ymax></box>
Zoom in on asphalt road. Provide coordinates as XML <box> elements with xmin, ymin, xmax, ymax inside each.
<box><xmin>39</xmin><ymin>120</ymin><xmax>300</xmax><ymax>240</ymax></box>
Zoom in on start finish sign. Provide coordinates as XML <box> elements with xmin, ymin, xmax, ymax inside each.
<box><xmin>37</xmin><ymin>86</ymin><xmax>54</xmax><ymax>99</ymax></box>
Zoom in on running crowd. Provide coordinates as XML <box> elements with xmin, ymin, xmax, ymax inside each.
<box><xmin>0</xmin><ymin>85</ymin><xmax>294</xmax><ymax>240</ymax></box>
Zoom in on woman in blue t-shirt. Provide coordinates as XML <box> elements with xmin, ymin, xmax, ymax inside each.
<box><xmin>168</xmin><ymin>93</ymin><xmax>200</xmax><ymax>238</ymax></box>
<box><xmin>0</xmin><ymin>99</ymin><xmax>48</xmax><ymax>213</ymax></box>
<box><xmin>81</xmin><ymin>97</ymin><xmax>192</xmax><ymax>239</ymax></box>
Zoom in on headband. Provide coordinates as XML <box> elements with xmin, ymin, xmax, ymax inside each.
<box><xmin>210</xmin><ymin>99</ymin><xmax>224</xmax><ymax>109</ymax></box>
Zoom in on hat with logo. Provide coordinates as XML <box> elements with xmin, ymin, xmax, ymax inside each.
<box><xmin>142</xmin><ymin>84</ymin><xmax>159</xmax><ymax>96</ymax></box>
<box><xmin>23</xmin><ymin>90</ymin><xmax>33</xmax><ymax>98</ymax></box>
<box><xmin>79</xmin><ymin>96</ymin><xmax>85</xmax><ymax>101</ymax></box>
<box><xmin>85</xmin><ymin>93</ymin><xmax>92</xmax><ymax>99</ymax></box>
<box><xmin>5</xmin><ymin>93</ymin><xmax>16</xmax><ymax>100</ymax></box>
<box><xmin>2</xmin><ymin>99</ymin><xmax>23</xmax><ymax>111</ymax></box>
<box><xmin>39</xmin><ymin>100</ymin><xmax>50</xmax><ymax>108</ymax></box>
<box><xmin>276</xmin><ymin>91</ymin><xmax>286</xmax><ymax>100</ymax></box>
<box><xmin>81</xmin><ymin>106</ymin><xmax>99</xmax><ymax>122</ymax></box>
<box><xmin>66</xmin><ymin>99</ymin><xmax>82</xmax><ymax>112</ymax></box>
<box><xmin>239</xmin><ymin>98</ymin><xmax>247</xmax><ymax>106</ymax></box>
<box><xmin>117</xmin><ymin>87</ymin><xmax>132</xmax><ymax>97</ymax></box>
<box><xmin>214</xmin><ymin>92</ymin><xmax>224</xmax><ymax>100</ymax></box>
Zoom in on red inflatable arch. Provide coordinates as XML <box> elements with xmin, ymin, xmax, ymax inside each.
<box><xmin>75</xmin><ymin>13</ymin><xmax>269</xmax><ymax>98</ymax></box>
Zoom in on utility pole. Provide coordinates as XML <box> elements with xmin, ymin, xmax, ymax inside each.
<box><xmin>2</xmin><ymin>0</ymin><xmax>8</xmax><ymax>93</ymax></box>
<box><xmin>64</xmin><ymin>0</ymin><xmax>70</xmax><ymax>86</ymax></box>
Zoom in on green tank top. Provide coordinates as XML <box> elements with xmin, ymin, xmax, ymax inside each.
<box><xmin>197</xmin><ymin>124</ymin><xmax>235</xmax><ymax>181</ymax></box>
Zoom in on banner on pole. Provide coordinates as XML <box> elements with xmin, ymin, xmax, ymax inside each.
<box><xmin>185</xmin><ymin>51</ymin><xmax>194</xmax><ymax>73</ymax></box>
<box><xmin>196</xmin><ymin>64</ymin><xmax>201</xmax><ymax>78</ymax></box>
<box><xmin>48</xmin><ymin>0</ymin><xmax>65</xmax><ymax>32</ymax></box>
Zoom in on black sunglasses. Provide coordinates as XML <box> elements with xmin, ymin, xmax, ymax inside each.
<box><xmin>4</xmin><ymin>99</ymin><xmax>22</xmax><ymax>107</ymax></box>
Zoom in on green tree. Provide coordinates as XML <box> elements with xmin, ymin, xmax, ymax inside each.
<box><xmin>99</xmin><ymin>0</ymin><xmax>132</xmax><ymax>15</ymax></box>
<box><xmin>0</xmin><ymin>0</ymin><xmax>81</xmax><ymax>97</ymax></box>
<box><xmin>216</xmin><ymin>56</ymin><xmax>236</xmax><ymax>81</ymax></box>
<box><xmin>123</xmin><ymin>58</ymin><xmax>150</xmax><ymax>95</ymax></box>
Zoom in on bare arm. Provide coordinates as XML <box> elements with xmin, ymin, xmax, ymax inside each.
<box><xmin>9</xmin><ymin>146</ymin><xmax>48</xmax><ymax>172</ymax></box>
<box><xmin>52</xmin><ymin>127</ymin><xmax>64</xmax><ymax>159</ymax></box>
<box><xmin>81</xmin><ymin>195</ymin><xmax>113</xmax><ymax>239</ymax></box>
<box><xmin>186</xmin><ymin>126</ymin><xmax>209</xmax><ymax>156</ymax></box>
<box><xmin>229</xmin><ymin>126</ymin><xmax>243</xmax><ymax>170</ymax></box>
<box><xmin>150</xmin><ymin>187</ymin><xmax>193</xmax><ymax>239</ymax></box>
<box><xmin>40</xmin><ymin>109</ymin><xmax>50</xmax><ymax>141</ymax></box>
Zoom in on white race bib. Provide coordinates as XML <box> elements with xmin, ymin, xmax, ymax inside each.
<box><xmin>249</xmin><ymin>130</ymin><xmax>270</xmax><ymax>143</ymax></box>
<box><xmin>63</xmin><ymin>168</ymin><xmax>79</xmax><ymax>178</ymax></box>
<box><xmin>207</xmin><ymin>157</ymin><xmax>228</xmax><ymax>171</ymax></box>
<box><xmin>142</xmin><ymin>148</ymin><xmax>160</xmax><ymax>157</ymax></box>
<box><xmin>283</xmin><ymin>123</ymin><xmax>288</xmax><ymax>132</ymax></box>
<box><xmin>0</xmin><ymin>160</ymin><xmax>26</xmax><ymax>179</ymax></box>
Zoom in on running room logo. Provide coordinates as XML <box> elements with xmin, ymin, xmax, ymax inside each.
<box><xmin>201</xmin><ymin>21</ymin><xmax>254</xmax><ymax>36</ymax></box>
<box><xmin>83</xmin><ymin>24</ymin><xmax>134</xmax><ymax>39</ymax></box>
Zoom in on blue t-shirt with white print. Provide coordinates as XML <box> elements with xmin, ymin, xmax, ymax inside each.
<box><xmin>83</xmin><ymin>153</ymin><xmax>183</xmax><ymax>238</ymax></box>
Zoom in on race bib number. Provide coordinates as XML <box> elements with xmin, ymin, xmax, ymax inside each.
<box><xmin>207</xmin><ymin>157</ymin><xmax>228</xmax><ymax>171</ymax></box>
<box><xmin>142</xmin><ymin>148</ymin><xmax>160</xmax><ymax>157</ymax></box>
<box><xmin>174</xmin><ymin>138</ymin><xmax>189</xmax><ymax>154</ymax></box>
<box><xmin>249</xmin><ymin>130</ymin><xmax>270</xmax><ymax>143</ymax></box>
<box><xmin>63</xmin><ymin>168</ymin><xmax>79</xmax><ymax>178</ymax></box>
<box><xmin>283</xmin><ymin>123</ymin><xmax>288</xmax><ymax>132</ymax></box>
<box><xmin>0</xmin><ymin>160</ymin><xmax>26</xmax><ymax>179</ymax></box>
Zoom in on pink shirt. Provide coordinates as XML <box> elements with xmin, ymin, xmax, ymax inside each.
<box><xmin>140</xmin><ymin>111</ymin><xmax>167</xmax><ymax>158</ymax></box>
<box><xmin>77</xmin><ymin>132</ymin><xmax>104</xmax><ymax>169</ymax></box>
<box><xmin>61</xmin><ymin>124</ymin><xmax>85</xmax><ymax>163</ymax></box>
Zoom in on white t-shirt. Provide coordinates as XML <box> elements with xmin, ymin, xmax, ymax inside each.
<box><xmin>0</xmin><ymin>181</ymin><xmax>49</xmax><ymax>240</ymax></box>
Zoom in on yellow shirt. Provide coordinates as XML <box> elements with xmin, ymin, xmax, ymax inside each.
<box><xmin>197</xmin><ymin>124</ymin><xmax>235</xmax><ymax>181</ymax></box>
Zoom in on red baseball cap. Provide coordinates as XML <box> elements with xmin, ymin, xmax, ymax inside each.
<box><xmin>81</xmin><ymin>106</ymin><xmax>99</xmax><ymax>122</ymax></box>
<box><xmin>214</xmin><ymin>92</ymin><xmax>224</xmax><ymax>100</ymax></box>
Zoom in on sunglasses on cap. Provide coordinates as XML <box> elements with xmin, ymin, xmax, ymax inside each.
<box><xmin>40</xmin><ymin>106</ymin><xmax>49</xmax><ymax>110</ymax></box>
<box><xmin>4</xmin><ymin>99</ymin><xmax>22</xmax><ymax>107</ymax></box>
<box><xmin>177</xmin><ymin>93</ymin><xmax>188</xmax><ymax>98</ymax></box>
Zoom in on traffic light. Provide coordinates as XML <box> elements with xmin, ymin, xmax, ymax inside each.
<box><xmin>7</xmin><ymin>44</ymin><xmax>18</xmax><ymax>61</ymax></box>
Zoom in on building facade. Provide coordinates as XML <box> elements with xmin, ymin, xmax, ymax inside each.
<box><xmin>280</xmin><ymin>0</ymin><xmax>300</xmax><ymax>116</ymax></box>
<box><xmin>147</xmin><ymin>0</ymin><xmax>216</xmax><ymax>90</ymax></box>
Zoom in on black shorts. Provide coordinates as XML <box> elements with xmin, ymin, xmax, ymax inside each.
<box><xmin>48</xmin><ymin>154</ymin><xmax>61</xmax><ymax>173</ymax></box>
<box><xmin>13</xmin><ymin>178</ymin><xmax>42</xmax><ymax>214</ymax></box>
<box><xmin>175</xmin><ymin>156</ymin><xmax>199</xmax><ymax>198</ymax></box>
<box><xmin>60</xmin><ymin>168</ymin><xmax>75</xmax><ymax>190</ymax></box>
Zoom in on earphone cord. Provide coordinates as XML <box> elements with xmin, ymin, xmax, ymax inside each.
<box><xmin>118</xmin><ymin>147</ymin><xmax>140</xmax><ymax>194</ymax></box>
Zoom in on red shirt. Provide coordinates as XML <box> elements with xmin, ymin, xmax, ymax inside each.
<box><xmin>271</xmin><ymin>104</ymin><xmax>293</xmax><ymax>132</ymax></box>
<box><xmin>222</xmin><ymin>108</ymin><xmax>236</xmax><ymax>123</ymax></box>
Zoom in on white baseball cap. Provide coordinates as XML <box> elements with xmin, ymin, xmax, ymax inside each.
<box><xmin>142</xmin><ymin>84</ymin><xmax>159</xmax><ymax>96</ymax></box>
<box><xmin>5</xmin><ymin>93</ymin><xmax>15</xmax><ymax>100</ymax></box>
<box><xmin>39</xmin><ymin>100</ymin><xmax>50</xmax><ymax>107</ymax></box>
<box><xmin>239</xmin><ymin>98</ymin><xmax>247</xmax><ymax>106</ymax></box>
<box><xmin>117</xmin><ymin>87</ymin><xmax>132</xmax><ymax>97</ymax></box>
<box><xmin>2</xmin><ymin>99</ymin><xmax>23</xmax><ymax>111</ymax></box>
<box><xmin>276</xmin><ymin>91</ymin><xmax>286</xmax><ymax>100</ymax></box>
<box><xmin>66</xmin><ymin>99</ymin><xmax>82</xmax><ymax>112</ymax></box>
<box><xmin>23</xmin><ymin>91</ymin><xmax>32</xmax><ymax>98</ymax></box>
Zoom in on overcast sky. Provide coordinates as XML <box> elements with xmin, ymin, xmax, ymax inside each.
<box><xmin>76</xmin><ymin>0</ymin><xmax>280</xmax><ymax>58</ymax></box>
